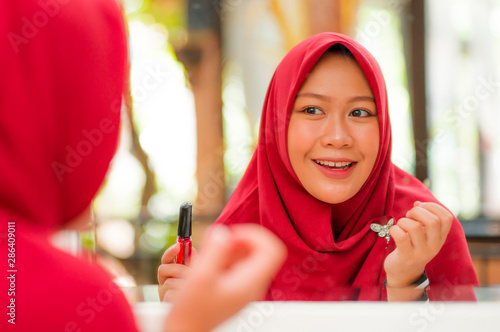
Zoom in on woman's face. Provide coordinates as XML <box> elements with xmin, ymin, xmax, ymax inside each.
<box><xmin>287</xmin><ymin>52</ymin><xmax>380</xmax><ymax>204</ymax></box>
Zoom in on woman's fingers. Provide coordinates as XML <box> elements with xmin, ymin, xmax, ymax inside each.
<box><xmin>158</xmin><ymin>243</ymin><xmax>194</xmax><ymax>302</ymax></box>
<box><xmin>405</xmin><ymin>204</ymin><xmax>441</xmax><ymax>245</ymax></box>
<box><xmin>159</xmin><ymin>269</ymin><xmax>188</xmax><ymax>303</ymax></box>
<box><xmin>221</xmin><ymin>225</ymin><xmax>285</xmax><ymax>301</ymax></box>
<box><xmin>192</xmin><ymin>224</ymin><xmax>286</xmax><ymax>299</ymax></box>
<box><xmin>389</xmin><ymin>223</ymin><xmax>413</xmax><ymax>253</ymax></box>
<box><xmin>385</xmin><ymin>202</ymin><xmax>455</xmax><ymax>289</ymax></box>
<box><xmin>226</xmin><ymin>225</ymin><xmax>287</xmax><ymax>288</ymax></box>
<box><xmin>158</xmin><ymin>243</ymin><xmax>198</xmax><ymax>284</ymax></box>
<box><xmin>395</xmin><ymin>217</ymin><xmax>426</xmax><ymax>250</ymax></box>
<box><xmin>163</xmin><ymin>289</ymin><xmax>180</xmax><ymax>302</ymax></box>
<box><xmin>157</xmin><ymin>263</ymin><xmax>190</xmax><ymax>301</ymax></box>
<box><xmin>157</xmin><ymin>263</ymin><xmax>188</xmax><ymax>285</ymax></box>
<box><xmin>163</xmin><ymin>274</ymin><xmax>187</xmax><ymax>291</ymax></box>
<box><xmin>161</xmin><ymin>242</ymin><xmax>199</xmax><ymax>265</ymax></box>
<box><xmin>389</xmin><ymin>202</ymin><xmax>455</xmax><ymax>267</ymax></box>
<box><xmin>161</xmin><ymin>243</ymin><xmax>180</xmax><ymax>264</ymax></box>
<box><xmin>164</xmin><ymin>224</ymin><xmax>286</xmax><ymax>332</ymax></box>
<box><xmin>416</xmin><ymin>202</ymin><xmax>453</xmax><ymax>240</ymax></box>
<box><xmin>194</xmin><ymin>225</ymin><xmax>234</xmax><ymax>273</ymax></box>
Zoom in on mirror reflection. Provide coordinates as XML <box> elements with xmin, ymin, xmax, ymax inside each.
<box><xmin>99</xmin><ymin>0</ymin><xmax>500</xmax><ymax>297</ymax></box>
<box><xmin>3</xmin><ymin>0</ymin><xmax>500</xmax><ymax>331</ymax></box>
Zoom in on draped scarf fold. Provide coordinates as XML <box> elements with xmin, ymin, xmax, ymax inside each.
<box><xmin>0</xmin><ymin>1</ymin><xmax>139</xmax><ymax>330</ymax></box>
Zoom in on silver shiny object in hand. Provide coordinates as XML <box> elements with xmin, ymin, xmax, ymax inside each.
<box><xmin>370</xmin><ymin>218</ymin><xmax>394</xmax><ymax>244</ymax></box>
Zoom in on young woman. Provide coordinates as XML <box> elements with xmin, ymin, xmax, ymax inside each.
<box><xmin>159</xmin><ymin>32</ymin><xmax>478</xmax><ymax>301</ymax></box>
<box><xmin>0</xmin><ymin>1</ymin><xmax>285</xmax><ymax>331</ymax></box>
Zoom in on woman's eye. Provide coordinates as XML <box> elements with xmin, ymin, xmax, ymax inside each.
<box><xmin>303</xmin><ymin>107</ymin><xmax>322</xmax><ymax>115</ymax></box>
<box><xmin>350</xmin><ymin>109</ymin><xmax>371</xmax><ymax>117</ymax></box>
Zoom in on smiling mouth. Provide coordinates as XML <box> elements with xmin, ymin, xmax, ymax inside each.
<box><xmin>314</xmin><ymin>160</ymin><xmax>355</xmax><ymax>170</ymax></box>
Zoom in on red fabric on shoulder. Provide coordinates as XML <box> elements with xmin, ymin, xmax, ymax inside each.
<box><xmin>215</xmin><ymin>33</ymin><xmax>478</xmax><ymax>301</ymax></box>
<box><xmin>13</xmin><ymin>224</ymin><xmax>138</xmax><ymax>332</ymax></box>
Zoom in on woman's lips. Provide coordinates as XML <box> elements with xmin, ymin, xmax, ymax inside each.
<box><xmin>314</xmin><ymin>160</ymin><xmax>353</xmax><ymax>170</ymax></box>
<box><xmin>312</xmin><ymin>159</ymin><xmax>357</xmax><ymax>179</ymax></box>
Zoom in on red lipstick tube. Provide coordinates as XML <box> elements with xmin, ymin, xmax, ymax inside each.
<box><xmin>176</xmin><ymin>202</ymin><xmax>192</xmax><ymax>265</ymax></box>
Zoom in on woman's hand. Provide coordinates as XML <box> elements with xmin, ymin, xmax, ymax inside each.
<box><xmin>164</xmin><ymin>224</ymin><xmax>287</xmax><ymax>332</ymax></box>
<box><xmin>384</xmin><ymin>201</ymin><xmax>453</xmax><ymax>289</ymax></box>
<box><xmin>157</xmin><ymin>244</ymin><xmax>198</xmax><ymax>302</ymax></box>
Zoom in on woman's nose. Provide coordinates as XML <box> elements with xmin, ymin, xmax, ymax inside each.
<box><xmin>319</xmin><ymin>117</ymin><xmax>353</xmax><ymax>148</ymax></box>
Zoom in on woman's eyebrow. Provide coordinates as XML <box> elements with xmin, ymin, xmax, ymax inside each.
<box><xmin>296</xmin><ymin>92</ymin><xmax>331</xmax><ymax>101</ymax></box>
<box><xmin>348</xmin><ymin>96</ymin><xmax>375</xmax><ymax>103</ymax></box>
<box><xmin>296</xmin><ymin>92</ymin><xmax>375</xmax><ymax>103</ymax></box>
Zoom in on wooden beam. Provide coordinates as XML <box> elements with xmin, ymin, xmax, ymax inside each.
<box><xmin>178</xmin><ymin>0</ymin><xmax>225</xmax><ymax>221</ymax></box>
<box><xmin>306</xmin><ymin>0</ymin><xmax>342</xmax><ymax>35</ymax></box>
<box><xmin>406</xmin><ymin>0</ymin><xmax>429</xmax><ymax>182</ymax></box>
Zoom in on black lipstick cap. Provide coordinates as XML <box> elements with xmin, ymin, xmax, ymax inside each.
<box><xmin>177</xmin><ymin>202</ymin><xmax>192</xmax><ymax>237</ymax></box>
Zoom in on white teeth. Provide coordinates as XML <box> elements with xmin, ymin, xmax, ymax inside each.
<box><xmin>315</xmin><ymin>160</ymin><xmax>352</xmax><ymax>167</ymax></box>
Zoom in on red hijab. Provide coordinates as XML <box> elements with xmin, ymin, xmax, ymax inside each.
<box><xmin>215</xmin><ymin>33</ymin><xmax>478</xmax><ymax>301</ymax></box>
<box><xmin>0</xmin><ymin>0</ymin><xmax>138</xmax><ymax>330</ymax></box>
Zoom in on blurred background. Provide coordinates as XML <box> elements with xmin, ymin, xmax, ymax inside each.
<box><xmin>87</xmin><ymin>0</ymin><xmax>500</xmax><ymax>287</ymax></box>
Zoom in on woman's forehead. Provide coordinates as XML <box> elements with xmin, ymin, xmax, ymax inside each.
<box><xmin>298</xmin><ymin>53</ymin><xmax>372</xmax><ymax>95</ymax></box>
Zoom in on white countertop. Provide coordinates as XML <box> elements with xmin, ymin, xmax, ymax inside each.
<box><xmin>133</xmin><ymin>301</ymin><xmax>500</xmax><ymax>332</ymax></box>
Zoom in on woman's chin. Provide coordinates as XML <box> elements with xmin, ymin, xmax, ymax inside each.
<box><xmin>308</xmin><ymin>189</ymin><xmax>356</xmax><ymax>205</ymax></box>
